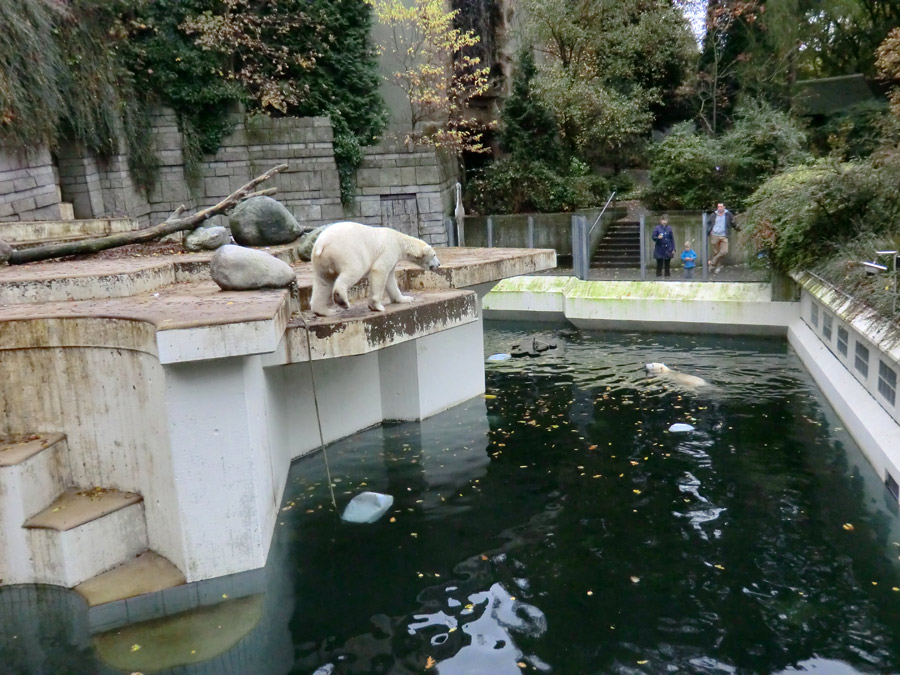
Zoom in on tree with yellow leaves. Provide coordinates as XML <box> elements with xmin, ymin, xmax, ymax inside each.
<box><xmin>365</xmin><ymin>0</ymin><xmax>492</xmax><ymax>154</ymax></box>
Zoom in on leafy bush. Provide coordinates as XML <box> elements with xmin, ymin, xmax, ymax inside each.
<box><xmin>743</xmin><ymin>152</ymin><xmax>900</xmax><ymax>271</ymax></box>
<box><xmin>811</xmin><ymin>100</ymin><xmax>897</xmax><ymax>160</ymax></box>
<box><xmin>646</xmin><ymin>101</ymin><xmax>809</xmax><ymax>211</ymax></box>
<box><xmin>467</xmin><ymin>157</ymin><xmax>616</xmax><ymax>214</ymax></box>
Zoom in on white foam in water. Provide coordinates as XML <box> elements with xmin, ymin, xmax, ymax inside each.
<box><xmin>341</xmin><ymin>491</ymin><xmax>394</xmax><ymax>523</ymax></box>
<box><xmin>669</xmin><ymin>423</ymin><xmax>695</xmax><ymax>433</ymax></box>
<box><xmin>488</xmin><ymin>353</ymin><xmax>511</xmax><ymax>361</ymax></box>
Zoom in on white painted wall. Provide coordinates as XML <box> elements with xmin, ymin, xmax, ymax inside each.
<box><xmin>0</xmin><ymin>346</ymin><xmax>184</xmax><ymax>575</ymax></box>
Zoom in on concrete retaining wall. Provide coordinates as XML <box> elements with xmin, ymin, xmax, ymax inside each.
<box><xmin>0</xmin><ymin>112</ymin><xmax>454</xmax><ymax>245</ymax></box>
<box><xmin>0</xmin><ymin>146</ymin><xmax>62</xmax><ymax>222</ymax></box>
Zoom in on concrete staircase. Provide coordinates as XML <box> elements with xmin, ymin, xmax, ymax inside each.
<box><xmin>593</xmin><ymin>220</ymin><xmax>641</xmax><ymax>268</ymax></box>
<box><xmin>0</xmin><ymin>433</ymin><xmax>185</xmax><ymax>629</ymax></box>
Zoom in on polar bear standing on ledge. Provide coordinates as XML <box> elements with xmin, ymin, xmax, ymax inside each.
<box><xmin>311</xmin><ymin>221</ymin><xmax>441</xmax><ymax>316</ymax></box>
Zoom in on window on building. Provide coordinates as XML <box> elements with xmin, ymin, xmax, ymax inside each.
<box><xmin>837</xmin><ymin>326</ymin><xmax>849</xmax><ymax>357</ymax></box>
<box><xmin>887</xmin><ymin>472</ymin><xmax>900</xmax><ymax>501</ymax></box>
<box><xmin>810</xmin><ymin>302</ymin><xmax>819</xmax><ymax>328</ymax></box>
<box><xmin>879</xmin><ymin>360</ymin><xmax>897</xmax><ymax>406</ymax></box>
<box><xmin>822</xmin><ymin>314</ymin><xmax>833</xmax><ymax>341</ymax></box>
<box><xmin>855</xmin><ymin>342</ymin><xmax>869</xmax><ymax>378</ymax></box>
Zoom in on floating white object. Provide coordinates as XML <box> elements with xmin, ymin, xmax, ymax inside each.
<box><xmin>488</xmin><ymin>353</ymin><xmax>511</xmax><ymax>361</ymax></box>
<box><xmin>669</xmin><ymin>423</ymin><xmax>695</xmax><ymax>433</ymax></box>
<box><xmin>341</xmin><ymin>491</ymin><xmax>394</xmax><ymax>523</ymax></box>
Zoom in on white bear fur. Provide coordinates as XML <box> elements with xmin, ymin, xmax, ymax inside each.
<box><xmin>644</xmin><ymin>362</ymin><xmax>708</xmax><ymax>388</ymax></box>
<box><xmin>311</xmin><ymin>221</ymin><xmax>440</xmax><ymax>316</ymax></box>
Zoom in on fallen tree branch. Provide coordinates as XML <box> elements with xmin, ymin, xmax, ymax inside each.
<box><xmin>8</xmin><ymin>164</ymin><xmax>288</xmax><ymax>265</ymax></box>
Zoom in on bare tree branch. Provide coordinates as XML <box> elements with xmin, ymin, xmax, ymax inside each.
<box><xmin>8</xmin><ymin>164</ymin><xmax>288</xmax><ymax>265</ymax></box>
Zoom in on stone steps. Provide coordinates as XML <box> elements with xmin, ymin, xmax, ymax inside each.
<box><xmin>0</xmin><ymin>432</ymin><xmax>152</xmax><ymax>589</ymax></box>
<box><xmin>24</xmin><ymin>487</ymin><xmax>148</xmax><ymax>588</ymax></box>
<box><xmin>593</xmin><ymin>220</ymin><xmax>641</xmax><ymax>268</ymax></box>
<box><xmin>0</xmin><ymin>217</ymin><xmax>137</xmax><ymax>245</ymax></box>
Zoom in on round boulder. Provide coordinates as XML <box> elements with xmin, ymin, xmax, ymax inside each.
<box><xmin>210</xmin><ymin>245</ymin><xmax>296</xmax><ymax>291</ymax></box>
<box><xmin>185</xmin><ymin>225</ymin><xmax>231</xmax><ymax>252</ymax></box>
<box><xmin>229</xmin><ymin>196</ymin><xmax>302</xmax><ymax>246</ymax></box>
<box><xmin>0</xmin><ymin>239</ymin><xmax>11</xmax><ymax>265</ymax></box>
<box><xmin>297</xmin><ymin>225</ymin><xmax>329</xmax><ymax>261</ymax></box>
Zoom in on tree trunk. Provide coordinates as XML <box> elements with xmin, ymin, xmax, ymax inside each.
<box><xmin>7</xmin><ymin>164</ymin><xmax>288</xmax><ymax>265</ymax></box>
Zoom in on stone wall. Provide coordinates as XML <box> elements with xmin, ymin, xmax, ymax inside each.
<box><xmin>0</xmin><ymin>146</ymin><xmax>62</xmax><ymax>222</ymax></box>
<box><xmin>0</xmin><ymin>112</ymin><xmax>455</xmax><ymax>245</ymax></box>
<box><xmin>349</xmin><ymin>138</ymin><xmax>454</xmax><ymax>246</ymax></box>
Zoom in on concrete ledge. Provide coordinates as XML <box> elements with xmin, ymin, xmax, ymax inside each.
<box><xmin>0</xmin><ymin>218</ymin><xmax>137</xmax><ymax>244</ymax></box>
<box><xmin>278</xmin><ymin>290</ymin><xmax>478</xmax><ymax>363</ymax></box>
<box><xmin>484</xmin><ymin>276</ymin><xmax>798</xmax><ymax>335</ymax></box>
<box><xmin>789</xmin><ymin>319</ymin><xmax>900</xmax><ymax>486</ymax></box>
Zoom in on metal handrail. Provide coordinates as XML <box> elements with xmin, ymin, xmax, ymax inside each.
<box><xmin>588</xmin><ymin>190</ymin><xmax>617</xmax><ymax>237</ymax></box>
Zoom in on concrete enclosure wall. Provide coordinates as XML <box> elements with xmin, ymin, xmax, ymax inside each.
<box><xmin>0</xmin><ymin>111</ymin><xmax>453</xmax><ymax>246</ymax></box>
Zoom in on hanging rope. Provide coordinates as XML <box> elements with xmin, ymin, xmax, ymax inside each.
<box><xmin>291</xmin><ymin>282</ymin><xmax>338</xmax><ymax>511</ymax></box>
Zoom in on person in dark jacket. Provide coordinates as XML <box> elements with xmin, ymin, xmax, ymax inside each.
<box><xmin>652</xmin><ymin>214</ymin><xmax>675</xmax><ymax>278</ymax></box>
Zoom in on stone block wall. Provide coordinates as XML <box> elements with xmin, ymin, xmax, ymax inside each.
<box><xmin>349</xmin><ymin>137</ymin><xmax>454</xmax><ymax>246</ymax></box>
<box><xmin>0</xmin><ymin>112</ymin><xmax>456</xmax><ymax>245</ymax></box>
<box><xmin>0</xmin><ymin>146</ymin><xmax>62</xmax><ymax>222</ymax></box>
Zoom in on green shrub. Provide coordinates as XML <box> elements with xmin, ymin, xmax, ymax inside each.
<box><xmin>646</xmin><ymin>101</ymin><xmax>809</xmax><ymax>211</ymax></box>
<box><xmin>812</xmin><ymin>100</ymin><xmax>896</xmax><ymax>160</ymax></box>
<box><xmin>468</xmin><ymin>157</ymin><xmax>612</xmax><ymax>214</ymax></box>
<box><xmin>743</xmin><ymin>153</ymin><xmax>900</xmax><ymax>271</ymax></box>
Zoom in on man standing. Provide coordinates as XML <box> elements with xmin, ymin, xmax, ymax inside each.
<box><xmin>706</xmin><ymin>202</ymin><xmax>740</xmax><ymax>274</ymax></box>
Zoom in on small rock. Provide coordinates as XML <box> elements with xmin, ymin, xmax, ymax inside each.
<box><xmin>229</xmin><ymin>195</ymin><xmax>302</xmax><ymax>246</ymax></box>
<box><xmin>210</xmin><ymin>245</ymin><xmax>296</xmax><ymax>291</ymax></box>
<box><xmin>0</xmin><ymin>239</ymin><xmax>11</xmax><ymax>264</ymax></box>
<box><xmin>341</xmin><ymin>491</ymin><xmax>394</xmax><ymax>524</ymax></box>
<box><xmin>296</xmin><ymin>225</ymin><xmax>329</xmax><ymax>261</ymax></box>
<box><xmin>185</xmin><ymin>225</ymin><xmax>231</xmax><ymax>251</ymax></box>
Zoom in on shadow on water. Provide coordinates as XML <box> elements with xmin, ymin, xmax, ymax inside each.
<box><xmin>3</xmin><ymin>322</ymin><xmax>900</xmax><ymax>674</ymax></box>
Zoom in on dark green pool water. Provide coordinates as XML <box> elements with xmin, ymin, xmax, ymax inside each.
<box><xmin>280</xmin><ymin>325</ymin><xmax>900</xmax><ymax>675</ymax></box>
<box><xmin>3</xmin><ymin>324</ymin><xmax>900</xmax><ymax>674</ymax></box>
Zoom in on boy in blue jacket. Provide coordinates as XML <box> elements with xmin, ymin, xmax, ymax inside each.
<box><xmin>681</xmin><ymin>241</ymin><xmax>697</xmax><ymax>279</ymax></box>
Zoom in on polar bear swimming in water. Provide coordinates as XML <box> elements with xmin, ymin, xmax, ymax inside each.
<box><xmin>644</xmin><ymin>362</ymin><xmax>709</xmax><ymax>389</ymax></box>
<box><xmin>311</xmin><ymin>221</ymin><xmax>440</xmax><ymax>316</ymax></box>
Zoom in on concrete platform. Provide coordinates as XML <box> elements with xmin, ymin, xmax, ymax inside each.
<box><xmin>0</xmin><ymin>243</ymin><xmax>556</xmax><ymax>590</ymax></box>
<box><xmin>0</xmin><ymin>432</ymin><xmax>66</xmax><ymax>467</ymax></box>
<box><xmin>25</xmin><ymin>487</ymin><xmax>143</xmax><ymax>531</ymax></box>
<box><xmin>75</xmin><ymin>551</ymin><xmax>186</xmax><ymax>607</ymax></box>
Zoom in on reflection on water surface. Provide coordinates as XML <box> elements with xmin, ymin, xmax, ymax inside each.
<box><xmin>3</xmin><ymin>323</ymin><xmax>900</xmax><ymax>674</ymax></box>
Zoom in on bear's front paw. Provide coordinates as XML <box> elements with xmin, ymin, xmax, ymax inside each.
<box><xmin>368</xmin><ymin>301</ymin><xmax>386</xmax><ymax>312</ymax></box>
<box><xmin>397</xmin><ymin>294</ymin><xmax>414</xmax><ymax>304</ymax></box>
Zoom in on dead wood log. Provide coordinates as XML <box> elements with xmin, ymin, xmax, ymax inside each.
<box><xmin>7</xmin><ymin>164</ymin><xmax>288</xmax><ymax>265</ymax></box>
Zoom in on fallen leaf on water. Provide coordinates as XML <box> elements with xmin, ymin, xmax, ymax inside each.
<box><xmin>389</xmin><ymin>517</ymin><xmax>396</xmax><ymax>523</ymax></box>
<box><xmin>517</xmin><ymin>663</ymin><xmax>527</xmax><ymax>669</ymax></box>
<box><xmin>843</xmin><ymin>523</ymin><xmax>855</xmax><ymax>531</ymax></box>
<box><xmin>630</xmin><ymin>576</ymin><xmax>640</xmax><ymax>583</ymax></box>
<box><xmin>483</xmin><ymin>394</ymin><xmax>497</xmax><ymax>399</ymax></box>
<box><xmin>638</xmin><ymin>660</ymin><xmax>649</xmax><ymax>665</ymax></box>
<box><xmin>130</xmin><ymin>644</ymin><xmax>141</xmax><ymax>652</ymax></box>
<box><xmin>426</xmin><ymin>655</ymin><xmax>436</xmax><ymax>669</ymax></box>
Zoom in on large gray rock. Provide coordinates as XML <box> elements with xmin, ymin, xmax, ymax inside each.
<box><xmin>229</xmin><ymin>196</ymin><xmax>302</xmax><ymax>246</ymax></box>
<box><xmin>296</xmin><ymin>225</ymin><xmax>329</xmax><ymax>261</ymax></box>
<box><xmin>185</xmin><ymin>225</ymin><xmax>231</xmax><ymax>252</ymax></box>
<box><xmin>210</xmin><ymin>245</ymin><xmax>296</xmax><ymax>291</ymax></box>
<box><xmin>0</xmin><ymin>239</ymin><xmax>11</xmax><ymax>265</ymax></box>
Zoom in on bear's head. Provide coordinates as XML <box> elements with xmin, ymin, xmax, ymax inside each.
<box><xmin>413</xmin><ymin>242</ymin><xmax>440</xmax><ymax>271</ymax></box>
<box><xmin>644</xmin><ymin>362</ymin><xmax>670</xmax><ymax>374</ymax></box>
